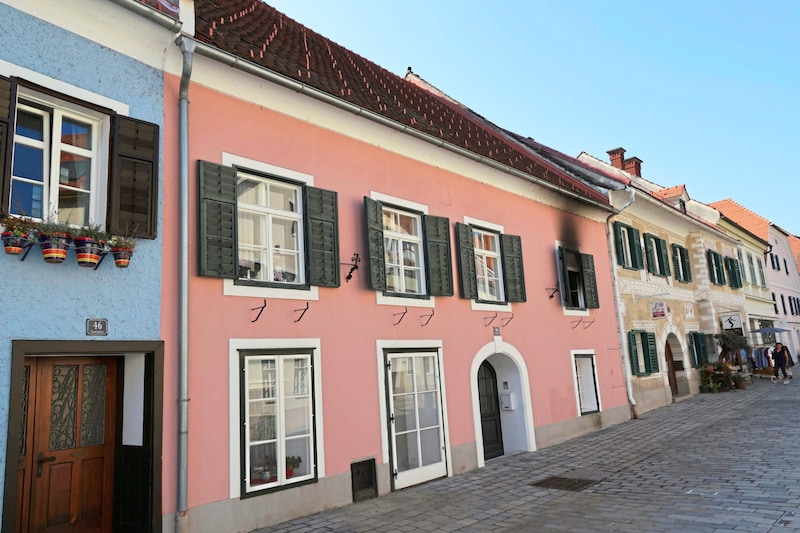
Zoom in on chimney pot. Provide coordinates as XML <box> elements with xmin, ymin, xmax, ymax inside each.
<box><xmin>607</xmin><ymin>147</ymin><xmax>625</xmax><ymax>169</ymax></box>
<box><xmin>623</xmin><ymin>157</ymin><xmax>643</xmax><ymax>177</ymax></box>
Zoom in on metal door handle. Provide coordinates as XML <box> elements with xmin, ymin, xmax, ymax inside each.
<box><xmin>36</xmin><ymin>452</ymin><xmax>56</xmax><ymax>477</ymax></box>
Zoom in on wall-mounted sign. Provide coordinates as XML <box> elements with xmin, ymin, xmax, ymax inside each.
<box><xmin>650</xmin><ymin>300</ymin><xmax>666</xmax><ymax>319</ymax></box>
<box><xmin>86</xmin><ymin>318</ymin><xmax>108</xmax><ymax>336</ymax></box>
<box><xmin>685</xmin><ymin>304</ymin><xmax>695</xmax><ymax>319</ymax></box>
<box><xmin>721</xmin><ymin>314</ymin><xmax>742</xmax><ymax>331</ymax></box>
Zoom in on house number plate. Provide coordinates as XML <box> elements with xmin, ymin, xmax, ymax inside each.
<box><xmin>86</xmin><ymin>319</ymin><xmax>108</xmax><ymax>336</ymax></box>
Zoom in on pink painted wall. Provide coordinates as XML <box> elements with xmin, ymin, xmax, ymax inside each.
<box><xmin>161</xmin><ymin>74</ymin><xmax>628</xmax><ymax>511</ymax></box>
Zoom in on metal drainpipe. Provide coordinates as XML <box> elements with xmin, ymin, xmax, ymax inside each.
<box><xmin>606</xmin><ymin>187</ymin><xmax>638</xmax><ymax>419</ymax></box>
<box><xmin>176</xmin><ymin>35</ymin><xmax>195</xmax><ymax>533</ymax></box>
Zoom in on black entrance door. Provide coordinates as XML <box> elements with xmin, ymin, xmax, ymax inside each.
<box><xmin>478</xmin><ymin>361</ymin><xmax>504</xmax><ymax>460</ymax></box>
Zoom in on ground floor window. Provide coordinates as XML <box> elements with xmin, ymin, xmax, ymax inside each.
<box><xmin>574</xmin><ymin>353</ymin><xmax>599</xmax><ymax>414</ymax></box>
<box><xmin>240</xmin><ymin>350</ymin><xmax>315</xmax><ymax>495</ymax></box>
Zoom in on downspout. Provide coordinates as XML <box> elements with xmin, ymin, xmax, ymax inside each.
<box><xmin>175</xmin><ymin>36</ymin><xmax>195</xmax><ymax>533</ymax></box>
<box><xmin>606</xmin><ymin>187</ymin><xmax>638</xmax><ymax>419</ymax></box>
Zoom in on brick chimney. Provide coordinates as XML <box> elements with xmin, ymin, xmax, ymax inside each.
<box><xmin>623</xmin><ymin>157</ymin><xmax>643</xmax><ymax>177</ymax></box>
<box><xmin>607</xmin><ymin>147</ymin><xmax>625</xmax><ymax>169</ymax></box>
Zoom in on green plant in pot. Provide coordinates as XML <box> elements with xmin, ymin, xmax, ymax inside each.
<box><xmin>36</xmin><ymin>217</ymin><xmax>73</xmax><ymax>264</ymax></box>
<box><xmin>108</xmin><ymin>234</ymin><xmax>136</xmax><ymax>268</ymax></box>
<box><xmin>286</xmin><ymin>455</ymin><xmax>302</xmax><ymax>477</ymax></box>
<box><xmin>73</xmin><ymin>223</ymin><xmax>109</xmax><ymax>268</ymax></box>
<box><xmin>0</xmin><ymin>211</ymin><xmax>37</xmax><ymax>255</ymax></box>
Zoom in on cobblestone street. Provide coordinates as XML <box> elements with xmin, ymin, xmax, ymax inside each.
<box><xmin>257</xmin><ymin>379</ymin><xmax>800</xmax><ymax>532</ymax></box>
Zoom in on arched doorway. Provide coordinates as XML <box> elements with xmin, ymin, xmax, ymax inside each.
<box><xmin>478</xmin><ymin>360</ymin><xmax>504</xmax><ymax>460</ymax></box>
<box><xmin>665</xmin><ymin>341</ymin><xmax>678</xmax><ymax>395</ymax></box>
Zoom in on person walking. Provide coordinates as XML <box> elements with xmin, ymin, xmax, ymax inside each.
<box><xmin>772</xmin><ymin>342</ymin><xmax>791</xmax><ymax>384</ymax></box>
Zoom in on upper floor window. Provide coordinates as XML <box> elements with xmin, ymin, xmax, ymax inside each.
<box><xmin>738</xmin><ymin>250</ymin><xmax>746</xmax><ymax>284</ymax></box>
<box><xmin>785</xmin><ymin>258</ymin><xmax>790</xmax><ymax>275</ymax></box>
<box><xmin>757</xmin><ymin>257</ymin><xmax>766</xmax><ymax>287</ymax></box>
<box><xmin>781</xmin><ymin>294</ymin><xmax>787</xmax><ymax>315</ymax></box>
<box><xmin>747</xmin><ymin>253</ymin><xmax>757</xmax><ymax>285</ymax></box>
<box><xmin>1</xmin><ymin>76</ymin><xmax>158</xmax><ymax>237</ymax></box>
<box><xmin>456</xmin><ymin>222</ymin><xmax>525</xmax><ymax>304</ymax></box>
<box><xmin>612</xmin><ymin>221</ymin><xmax>643</xmax><ymax>270</ymax></box>
<box><xmin>364</xmin><ymin>197</ymin><xmax>452</xmax><ymax>298</ymax></box>
<box><xmin>628</xmin><ymin>330</ymin><xmax>658</xmax><ymax>375</ymax></box>
<box><xmin>643</xmin><ymin>233</ymin><xmax>671</xmax><ymax>277</ymax></box>
<box><xmin>198</xmin><ymin>160</ymin><xmax>339</xmax><ymax>289</ymax></box>
<box><xmin>770</xmin><ymin>253</ymin><xmax>780</xmax><ymax>270</ymax></box>
<box><xmin>671</xmin><ymin>244</ymin><xmax>692</xmax><ymax>283</ymax></box>
<box><xmin>724</xmin><ymin>256</ymin><xmax>743</xmax><ymax>289</ymax></box>
<box><xmin>707</xmin><ymin>250</ymin><xmax>726</xmax><ymax>286</ymax></box>
<box><xmin>772</xmin><ymin>292</ymin><xmax>778</xmax><ymax>314</ymax></box>
<box><xmin>558</xmin><ymin>247</ymin><xmax>599</xmax><ymax>310</ymax></box>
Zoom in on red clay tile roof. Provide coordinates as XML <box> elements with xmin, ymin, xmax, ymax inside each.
<box><xmin>137</xmin><ymin>0</ymin><xmax>179</xmax><ymax>18</ymax></box>
<box><xmin>708</xmin><ymin>198</ymin><xmax>771</xmax><ymax>241</ymax></box>
<box><xmin>191</xmin><ymin>0</ymin><xmax>609</xmax><ymax>206</ymax></box>
<box><xmin>652</xmin><ymin>184</ymin><xmax>686</xmax><ymax>200</ymax></box>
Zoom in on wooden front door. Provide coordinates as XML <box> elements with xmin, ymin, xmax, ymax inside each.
<box><xmin>665</xmin><ymin>343</ymin><xmax>678</xmax><ymax>395</ymax></box>
<box><xmin>478</xmin><ymin>361</ymin><xmax>504</xmax><ymax>460</ymax></box>
<box><xmin>18</xmin><ymin>357</ymin><xmax>117</xmax><ymax>533</ymax></box>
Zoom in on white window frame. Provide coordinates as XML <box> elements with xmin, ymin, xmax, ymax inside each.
<box><xmin>572</xmin><ymin>351</ymin><xmax>600</xmax><ymax>415</ymax></box>
<box><xmin>382</xmin><ymin>205</ymin><xmax>426</xmax><ymax>296</ymax></box>
<box><xmin>464</xmin><ymin>216</ymin><xmax>511</xmax><ymax>312</ymax></box>
<box><xmin>222</xmin><ymin>154</ymin><xmax>318</xmax><ymax>301</ymax></box>
<box><xmin>228</xmin><ymin>338</ymin><xmax>324</xmax><ymax>499</ymax></box>
<box><xmin>471</xmin><ymin>227</ymin><xmax>504</xmax><ymax>303</ymax></box>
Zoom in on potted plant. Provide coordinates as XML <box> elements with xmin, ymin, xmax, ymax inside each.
<box><xmin>732</xmin><ymin>373</ymin><xmax>747</xmax><ymax>390</ymax></box>
<box><xmin>36</xmin><ymin>217</ymin><xmax>73</xmax><ymax>264</ymax></box>
<box><xmin>108</xmin><ymin>234</ymin><xmax>136</xmax><ymax>268</ymax></box>
<box><xmin>286</xmin><ymin>455</ymin><xmax>302</xmax><ymax>478</ymax></box>
<box><xmin>0</xmin><ymin>211</ymin><xmax>36</xmax><ymax>255</ymax></box>
<box><xmin>73</xmin><ymin>223</ymin><xmax>108</xmax><ymax>268</ymax></box>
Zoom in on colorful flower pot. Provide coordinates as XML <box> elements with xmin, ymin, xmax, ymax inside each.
<box><xmin>111</xmin><ymin>248</ymin><xmax>133</xmax><ymax>268</ymax></box>
<box><xmin>74</xmin><ymin>237</ymin><xmax>105</xmax><ymax>267</ymax></box>
<box><xmin>2</xmin><ymin>231</ymin><xmax>29</xmax><ymax>255</ymax></box>
<box><xmin>38</xmin><ymin>233</ymin><xmax>72</xmax><ymax>264</ymax></box>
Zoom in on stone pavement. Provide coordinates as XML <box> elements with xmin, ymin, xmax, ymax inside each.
<box><xmin>255</xmin><ymin>379</ymin><xmax>800</xmax><ymax>532</ymax></box>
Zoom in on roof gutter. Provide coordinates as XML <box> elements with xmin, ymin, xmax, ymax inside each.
<box><xmin>107</xmin><ymin>0</ymin><xmax>183</xmax><ymax>32</ymax></box>
<box><xmin>181</xmin><ymin>36</ymin><xmax>614</xmax><ymax>213</ymax></box>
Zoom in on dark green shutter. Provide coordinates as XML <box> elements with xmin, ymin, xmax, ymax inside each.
<box><xmin>658</xmin><ymin>240</ymin><xmax>671</xmax><ymax>276</ymax></box>
<box><xmin>682</xmin><ymin>246</ymin><xmax>692</xmax><ymax>282</ymax></box>
<box><xmin>644</xmin><ymin>233</ymin><xmax>656</xmax><ymax>274</ymax></box>
<box><xmin>581</xmin><ymin>253</ymin><xmax>599</xmax><ymax>309</ymax></box>
<box><xmin>423</xmin><ymin>215</ymin><xmax>453</xmax><ymax>297</ymax></box>
<box><xmin>501</xmin><ymin>233</ymin><xmax>526</xmax><ymax>302</ymax></box>
<box><xmin>688</xmin><ymin>334</ymin><xmax>698</xmax><ymax>367</ymax></box>
<box><xmin>0</xmin><ymin>75</ymin><xmax>15</xmax><ymax>213</ymax></box>
<box><xmin>706</xmin><ymin>250</ymin><xmax>715</xmax><ymax>284</ymax></box>
<box><xmin>628</xmin><ymin>331</ymin><xmax>640</xmax><ymax>375</ymax></box>
<box><xmin>198</xmin><ymin>160</ymin><xmax>237</xmax><ymax>278</ymax></box>
<box><xmin>726</xmin><ymin>257</ymin><xmax>742</xmax><ymax>289</ymax></box>
<box><xmin>363</xmin><ymin>197</ymin><xmax>386</xmax><ymax>291</ymax></box>
<box><xmin>613</xmin><ymin>221</ymin><xmax>625</xmax><ymax>266</ymax></box>
<box><xmin>456</xmin><ymin>223</ymin><xmax>478</xmax><ymax>299</ymax></box>
<box><xmin>631</xmin><ymin>228</ymin><xmax>643</xmax><ymax>269</ymax></box>
<box><xmin>693</xmin><ymin>332</ymin><xmax>708</xmax><ymax>366</ymax></box>
<box><xmin>646</xmin><ymin>332</ymin><xmax>658</xmax><ymax>373</ymax></box>
<box><xmin>109</xmin><ymin>116</ymin><xmax>159</xmax><ymax>239</ymax></box>
<box><xmin>671</xmin><ymin>244</ymin><xmax>682</xmax><ymax>281</ymax></box>
<box><xmin>304</xmin><ymin>186</ymin><xmax>339</xmax><ymax>287</ymax></box>
<box><xmin>716</xmin><ymin>252</ymin><xmax>726</xmax><ymax>285</ymax></box>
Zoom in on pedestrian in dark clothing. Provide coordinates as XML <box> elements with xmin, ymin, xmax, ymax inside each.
<box><xmin>773</xmin><ymin>342</ymin><xmax>791</xmax><ymax>384</ymax></box>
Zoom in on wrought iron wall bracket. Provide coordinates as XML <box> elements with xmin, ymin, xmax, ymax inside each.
<box><xmin>484</xmin><ymin>312</ymin><xmax>497</xmax><ymax>326</ymax></box>
<box><xmin>501</xmin><ymin>313</ymin><xmax>514</xmax><ymax>327</ymax></box>
<box><xmin>420</xmin><ymin>309</ymin><xmax>434</xmax><ymax>327</ymax></box>
<box><xmin>250</xmin><ymin>299</ymin><xmax>267</xmax><ymax>323</ymax></box>
<box><xmin>393</xmin><ymin>307</ymin><xmax>407</xmax><ymax>326</ymax></box>
<box><xmin>294</xmin><ymin>302</ymin><xmax>309</xmax><ymax>322</ymax></box>
<box><xmin>546</xmin><ymin>283</ymin><xmax>560</xmax><ymax>300</ymax></box>
<box><xmin>340</xmin><ymin>252</ymin><xmax>361</xmax><ymax>283</ymax></box>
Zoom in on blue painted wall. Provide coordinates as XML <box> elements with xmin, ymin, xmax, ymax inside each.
<box><xmin>0</xmin><ymin>3</ymin><xmax>164</xmax><ymax>513</ymax></box>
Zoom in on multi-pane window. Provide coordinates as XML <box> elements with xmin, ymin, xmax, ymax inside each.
<box><xmin>770</xmin><ymin>253</ymin><xmax>780</xmax><ymax>270</ymax></box>
<box><xmin>237</xmin><ymin>173</ymin><xmax>303</xmax><ymax>284</ymax></box>
<box><xmin>747</xmin><ymin>253</ymin><xmax>757</xmax><ymax>286</ymax></box>
<box><xmin>772</xmin><ymin>293</ymin><xmax>778</xmax><ymax>314</ymax></box>
<box><xmin>688</xmin><ymin>331</ymin><xmax>709</xmax><ymax>368</ymax></box>
<box><xmin>707</xmin><ymin>250</ymin><xmax>726</xmax><ymax>286</ymax></box>
<box><xmin>559</xmin><ymin>247</ymin><xmax>599</xmax><ymax>310</ymax></box>
<box><xmin>382</xmin><ymin>207</ymin><xmax>425</xmax><ymax>295</ymax></box>
<box><xmin>724</xmin><ymin>256</ymin><xmax>743</xmax><ymax>289</ymax></box>
<box><xmin>241</xmin><ymin>352</ymin><xmax>314</xmax><ymax>495</ymax></box>
<box><xmin>757</xmin><ymin>257</ymin><xmax>766</xmax><ymax>287</ymax></box>
<box><xmin>456</xmin><ymin>222</ymin><xmax>525</xmax><ymax>303</ymax></box>
<box><xmin>785</xmin><ymin>258</ymin><xmax>790</xmax><ymax>275</ymax></box>
<box><xmin>628</xmin><ymin>330</ymin><xmax>658</xmax><ymax>375</ymax></box>
<box><xmin>738</xmin><ymin>250</ymin><xmax>746</xmax><ymax>283</ymax></box>
<box><xmin>612</xmin><ymin>221</ymin><xmax>643</xmax><ymax>270</ymax></box>
<box><xmin>198</xmin><ymin>161</ymin><xmax>339</xmax><ymax>287</ymax></box>
<box><xmin>574</xmin><ymin>354</ymin><xmax>599</xmax><ymax>415</ymax></box>
<box><xmin>781</xmin><ymin>294</ymin><xmax>787</xmax><ymax>315</ymax></box>
<box><xmin>643</xmin><ymin>233</ymin><xmax>671</xmax><ymax>277</ymax></box>
<box><xmin>671</xmin><ymin>244</ymin><xmax>692</xmax><ymax>283</ymax></box>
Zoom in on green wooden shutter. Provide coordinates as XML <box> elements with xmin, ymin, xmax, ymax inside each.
<box><xmin>643</xmin><ymin>233</ymin><xmax>656</xmax><ymax>274</ymax></box>
<box><xmin>631</xmin><ymin>228</ymin><xmax>643</xmax><ymax>269</ymax></box>
<box><xmin>681</xmin><ymin>246</ymin><xmax>692</xmax><ymax>282</ymax></box>
<box><xmin>646</xmin><ymin>332</ymin><xmax>658</xmax><ymax>373</ymax></box>
<box><xmin>693</xmin><ymin>332</ymin><xmax>709</xmax><ymax>366</ymax></box>
<box><xmin>109</xmin><ymin>116</ymin><xmax>159</xmax><ymax>239</ymax></box>
<box><xmin>456</xmin><ymin>223</ymin><xmax>478</xmax><ymax>299</ymax></box>
<box><xmin>423</xmin><ymin>215</ymin><xmax>453</xmax><ymax>297</ymax></box>
<box><xmin>501</xmin><ymin>233</ymin><xmax>526</xmax><ymax>302</ymax></box>
<box><xmin>671</xmin><ymin>244</ymin><xmax>682</xmax><ymax>281</ymax></box>
<box><xmin>716</xmin><ymin>252</ymin><xmax>726</xmax><ymax>285</ymax></box>
<box><xmin>688</xmin><ymin>334</ymin><xmax>698</xmax><ymax>367</ymax></box>
<box><xmin>304</xmin><ymin>186</ymin><xmax>339</xmax><ymax>287</ymax></box>
<box><xmin>364</xmin><ymin>197</ymin><xmax>386</xmax><ymax>291</ymax></box>
<box><xmin>198</xmin><ymin>160</ymin><xmax>237</xmax><ymax>279</ymax></box>
<box><xmin>658</xmin><ymin>240</ymin><xmax>671</xmax><ymax>276</ymax></box>
<box><xmin>726</xmin><ymin>257</ymin><xmax>742</xmax><ymax>289</ymax></box>
<box><xmin>613</xmin><ymin>221</ymin><xmax>625</xmax><ymax>266</ymax></box>
<box><xmin>628</xmin><ymin>331</ymin><xmax>640</xmax><ymax>375</ymax></box>
<box><xmin>706</xmin><ymin>250</ymin><xmax>715</xmax><ymax>284</ymax></box>
<box><xmin>580</xmin><ymin>253</ymin><xmax>599</xmax><ymax>309</ymax></box>
<box><xmin>0</xmin><ymin>75</ymin><xmax>15</xmax><ymax>212</ymax></box>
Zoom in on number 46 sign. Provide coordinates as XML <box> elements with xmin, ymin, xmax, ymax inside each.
<box><xmin>86</xmin><ymin>318</ymin><xmax>108</xmax><ymax>336</ymax></box>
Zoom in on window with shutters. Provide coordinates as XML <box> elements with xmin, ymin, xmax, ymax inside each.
<box><xmin>757</xmin><ymin>257</ymin><xmax>766</xmax><ymax>287</ymax></box>
<box><xmin>0</xmin><ymin>76</ymin><xmax>158</xmax><ymax>238</ymax></box>
<box><xmin>557</xmin><ymin>247</ymin><xmax>599</xmax><ymax>311</ymax></box>
<box><xmin>612</xmin><ymin>221</ymin><xmax>643</xmax><ymax>270</ymax></box>
<box><xmin>707</xmin><ymin>250</ymin><xmax>726</xmax><ymax>286</ymax></box>
<box><xmin>724</xmin><ymin>256</ymin><xmax>743</xmax><ymax>289</ymax></box>
<box><xmin>198</xmin><ymin>158</ymin><xmax>339</xmax><ymax>297</ymax></box>
<box><xmin>455</xmin><ymin>219</ymin><xmax>525</xmax><ymax>306</ymax></box>
<box><xmin>643</xmin><ymin>233</ymin><xmax>671</xmax><ymax>277</ymax></box>
<box><xmin>747</xmin><ymin>253</ymin><xmax>757</xmax><ymax>286</ymax></box>
<box><xmin>688</xmin><ymin>331</ymin><xmax>709</xmax><ymax>368</ymax></box>
<box><xmin>671</xmin><ymin>244</ymin><xmax>692</xmax><ymax>283</ymax></box>
<box><xmin>364</xmin><ymin>195</ymin><xmax>452</xmax><ymax>305</ymax></box>
<box><xmin>628</xmin><ymin>330</ymin><xmax>658</xmax><ymax>376</ymax></box>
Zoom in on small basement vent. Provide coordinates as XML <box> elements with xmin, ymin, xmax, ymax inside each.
<box><xmin>530</xmin><ymin>476</ymin><xmax>598</xmax><ymax>492</ymax></box>
<box><xmin>351</xmin><ymin>459</ymin><xmax>378</xmax><ymax>502</ymax></box>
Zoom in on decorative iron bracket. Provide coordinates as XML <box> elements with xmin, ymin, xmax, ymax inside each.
<box><xmin>393</xmin><ymin>307</ymin><xmax>408</xmax><ymax>326</ymax></box>
<box><xmin>341</xmin><ymin>253</ymin><xmax>361</xmax><ymax>283</ymax></box>
<box><xmin>501</xmin><ymin>313</ymin><xmax>514</xmax><ymax>327</ymax></box>
<box><xmin>546</xmin><ymin>283</ymin><xmax>560</xmax><ymax>300</ymax></box>
<box><xmin>484</xmin><ymin>312</ymin><xmax>498</xmax><ymax>327</ymax></box>
<box><xmin>420</xmin><ymin>309</ymin><xmax>435</xmax><ymax>327</ymax></box>
<box><xmin>294</xmin><ymin>302</ymin><xmax>309</xmax><ymax>323</ymax></box>
<box><xmin>251</xmin><ymin>299</ymin><xmax>267</xmax><ymax>323</ymax></box>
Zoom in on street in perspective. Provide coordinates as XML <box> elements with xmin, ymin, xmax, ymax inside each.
<box><xmin>258</xmin><ymin>379</ymin><xmax>800</xmax><ymax>533</ymax></box>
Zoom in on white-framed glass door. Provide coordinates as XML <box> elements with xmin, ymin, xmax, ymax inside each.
<box><xmin>386</xmin><ymin>352</ymin><xmax>446</xmax><ymax>489</ymax></box>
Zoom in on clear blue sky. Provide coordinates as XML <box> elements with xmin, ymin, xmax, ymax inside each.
<box><xmin>267</xmin><ymin>1</ymin><xmax>799</xmax><ymax>235</ymax></box>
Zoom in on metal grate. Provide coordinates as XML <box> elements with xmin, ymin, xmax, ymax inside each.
<box><xmin>530</xmin><ymin>476</ymin><xmax>598</xmax><ymax>492</ymax></box>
